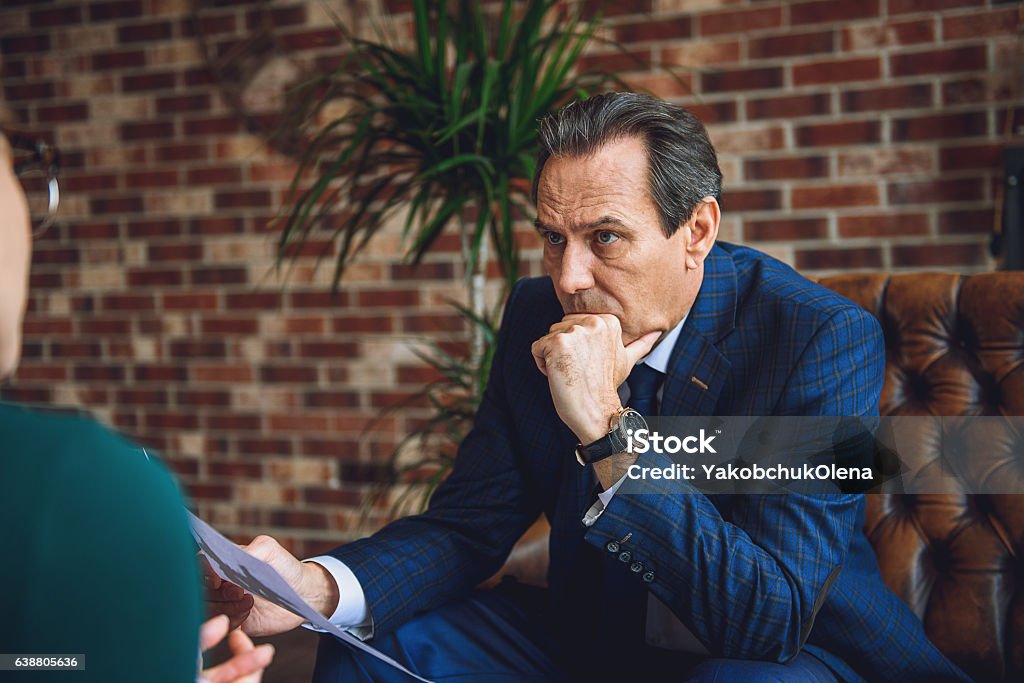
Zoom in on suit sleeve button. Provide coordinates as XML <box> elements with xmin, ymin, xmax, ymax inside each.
<box><xmin>630</xmin><ymin>561</ymin><xmax>644</xmax><ymax>573</ymax></box>
<box><xmin>605</xmin><ymin>541</ymin><xmax>620</xmax><ymax>553</ymax></box>
<box><xmin>642</xmin><ymin>570</ymin><xmax>655</xmax><ymax>583</ymax></box>
<box><xmin>618</xmin><ymin>551</ymin><xmax>632</xmax><ymax>563</ymax></box>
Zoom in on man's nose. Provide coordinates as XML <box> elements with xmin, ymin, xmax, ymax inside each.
<box><xmin>557</xmin><ymin>242</ymin><xmax>595</xmax><ymax>294</ymax></box>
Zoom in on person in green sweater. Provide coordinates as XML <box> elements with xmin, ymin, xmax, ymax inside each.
<box><xmin>0</xmin><ymin>108</ymin><xmax>273</xmax><ymax>681</ymax></box>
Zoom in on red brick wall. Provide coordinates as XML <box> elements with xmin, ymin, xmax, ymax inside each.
<box><xmin>1</xmin><ymin>0</ymin><xmax>1018</xmax><ymax>552</ymax></box>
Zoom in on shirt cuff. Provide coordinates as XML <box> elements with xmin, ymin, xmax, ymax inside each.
<box><xmin>303</xmin><ymin>555</ymin><xmax>371</xmax><ymax>628</ymax></box>
<box><xmin>581</xmin><ymin>472</ymin><xmax>629</xmax><ymax>527</ymax></box>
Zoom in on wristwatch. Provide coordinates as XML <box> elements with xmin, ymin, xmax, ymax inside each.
<box><xmin>575</xmin><ymin>407</ymin><xmax>648</xmax><ymax>466</ymax></box>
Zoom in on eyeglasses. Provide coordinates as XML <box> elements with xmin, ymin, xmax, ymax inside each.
<box><xmin>5</xmin><ymin>131</ymin><xmax>61</xmax><ymax>238</ymax></box>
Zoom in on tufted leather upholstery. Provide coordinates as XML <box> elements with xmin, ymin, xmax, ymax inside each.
<box><xmin>495</xmin><ymin>271</ymin><xmax>1024</xmax><ymax>681</ymax></box>
<box><xmin>817</xmin><ymin>272</ymin><xmax>1024</xmax><ymax>682</ymax></box>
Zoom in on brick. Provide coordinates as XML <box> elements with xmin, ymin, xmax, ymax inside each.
<box><xmin>745</xmin><ymin>156</ymin><xmax>828</xmax><ymax>181</ymax></box>
<box><xmin>891</xmin><ymin>242</ymin><xmax>985</xmax><ymax>267</ymax></box>
<box><xmin>686</xmin><ymin>101</ymin><xmax>738</xmax><ymax>124</ymax></box>
<box><xmin>277</xmin><ymin>28</ymin><xmax>343</xmax><ymax>51</ymax></box>
<box><xmin>156</xmin><ymin>93</ymin><xmax>211</xmax><ymax>114</ymax></box>
<box><xmin>839</xmin><ymin>213</ymin><xmax>932</xmax><ymax>238</ymax></box>
<box><xmin>91</xmin><ymin>48</ymin><xmax>145</xmax><ymax>71</ymax></box>
<box><xmin>842</xmin><ymin>19</ymin><xmax>934</xmax><ymax>50</ymax></box>
<box><xmin>187</xmin><ymin>166</ymin><xmax>242</xmax><ymax>185</ymax></box>
<box><xmin>184</xmin><ymin>116</ymin><xmax>242</xmax><ymax>136</ymax></box>
<box><xmin>1</xmin><ymin>34</ymin><xmax>51</xmax><ymax>54</ymax></box>
<box><xmin>125</xmin><ymin>169</ymin><xmax>178</xmax><ymax>188</ymax></box>
<box><xmin>747</xmin><ymin>93</ymin><xmax>830</xmax><ymax>120</ymax></box>
<box><xmin>156</xmin><ymin>142</ymin><xmax>206</xmax><ymax>162</ymax></box>
<box><xmin>303</xmin><ymin>391</ymin><xmax>360</xmax><ymax>408</ymax></box>
<box><xmin>796</xmin><ymin>247</ymin><xmax>883</xmax><ymax>270</ymax></box>
<box><xmin>793</xmin><ymin>57</ymin><xmax>880</xmax><ymax>86</ymax></box>
<box><xmin>338</xmin><ymin>463</ymin><xmax>392</xmax><ymax>484</ymax></box>
<box><xmin>268</xmin><ymin>414</ymin><xmax>331</xmax><ymax>432</ymax></box>
<box><xmin>117</xmin><ymin>21</ymin><xmax>173</xmax><ymax>43</ymax></box>
<box><xmin>191</xmin><ymin>267</ymin><xmax>248</xmax><ymax>286</ymax></box>
<box><xmin>891</xmin><ymin>45</ymin><xmax>987</xmax><ymax>77</ymax></box>
<box><xmin>205</xmin><ymin>412</ymin><xmax>262</xmax><ymax>431</ymax></box>
<box><xmin>942</xmin><ymin>77</ymin><xmax>1012</xmax><ymax>106</ymax></box>
<box><xmin>357</xmin><ymin>290</ymin><xmax>421</xmax><ymax>307</ymax></box>
<box><xmin>208</xmin><ymin>461</ymin><xmax>263</xmax><ymax>479</ymax></box>
<box><xmin>576</xmin><ymin>49</ymin><xmax>651</xmax><ymax>74</ymax></box>
<box><xmin>796</xmin><ymin>121</ymin><xmax>880</xmax><ymax>147</ymax></box>
<box><xmin>88</xmin><ymin>1</ymin><xmax>143</xmax><ymax>21</ymax></box>
<box><xmin>389</xmin><ymin>263</ymin><xmax>454</xmax><ymax>281</ymax></box>
<box><xmin>291</xmin><ymin>290</ymin><xmax>345</xmax><ymax>308</ymax></box>
<box><xmin>749</xmin><ymin>30</ymin><xmax>834</xmax><ymax>59</ymax></box>
<box><xmin>791</xmin><ymin>0</ymin><xmax>879</xmax><ymax>25</ymax></box>
<box><xmin>214</xmin><ymin>190</ymin><xmax>271</xmax><ymax>209</ymax></box>
<box><xmin>580</xmin><ymin>0</ymin><xmax>650</xmax><ymax>18</ymax></box>
<box><xmin>63</xmin><ymin>173</ymin><xmax>119</xmax><ymax>193</ymax></box>
<box><xmin>889</xmin><ymin>0</ymin><xmax>983</xmax><ymax>15</ymax></box>
<box><xmin>702</xmin><ymin>66</ymin><xmax>783</xmax><ymax>93</ymax></box>
<box><xmin>938</xmin><ymin>209</ymin><xmax>994</xmax><ymax>235</ymax></box>
<box><xmin>699</xmin><ymin>6</ymin><xmax>782</xmax><ymax>36</ymax></box>
<box><xmin>4</xmin><ymin>82</ymin><xmax>56</xmax><ymax>100</ymax></box>
<box><xmin>90</xmin><ymin>196</ymin><xmax>144</xmax><ymax>215</ymax></box>
<box><xmin>189</xmin><ymin>217</ymin><xmax>245</xmax><ymax>235</ymax></box>
<box><xmin>180</xmin><ymin>12</ymin><xmax>236</xmax><ymax>37</ymax></box>
<box><xmin>127</xmin><ymin>268</ymin><xmax>183</xmax><ymax>287</ymax></box>
<box><xmin>225</xmin><ymin>293</ymin><xmax>282</xmax><ymax>309</ymax></box>
<box><xmin>616</xmin><ymin>17</ymin><xmax>692</xmax><ymax>43</ymax></box>
<box><xmin>939</xmin><ymin>144</ymin><xmax>1002</xmax><ymax>172</ymax></box>
<box><xmin>176</xmin><ymin>389</ymin><xmax>231</xmax><ymax>406</ymax></box>
<box><xmin>30</xmin><ymin>6</ymin><xmax>84</xmax><ymax>27</ymax></box>
<box><xmin>238</xmin><ymin>438</ymin><xmax>292</xmax><ymax>456</ymax></box>
<box><xmin>887</xmin><ymin>178</ymin><xmax>985</xmax><ymax>205</ymax></box>
<box><xmin>745</xmin><ymin>218</ymin><xmax>828</xmax><ymax>242</ymax></box>
<box><xmin>32</xmin><ymin>247</ymin><xmax>80</xmax><ymax>266</ymax></box>
<box><xmin>123</xmin><ymin>221</ymin><xmax>180</xmax><ymax>242</ymax></box>
<box><xmin>298</xmin><ymin>341</ymin><xmax>359</xmax><ymax>357</ymax></box>
<box><xmin>121</xmin><ymin>121</ymin><xmax>174</xmax><ymax>141</ymax></box>
<box><xmin>838</xmin><ymin>149</ymin><xmax>934</xmax><ymax>177</ymax></box>
<box><xmin>183</xmin><ymin>67</ymin><xmax>214</xmax><ymax>87</ymax></box>
<box><xmin>79</xmin><ymin>318</ymin><xmax>128</xmax><ymax>334</ymax></box>
<box><xmin>116</xmin><ymin>388</ymin><xmax>168</xmax><ymax>405</ymax></box>
<box><xmin>134</xmin><ymin>364</ymin><xmax>188</xmax><ymax>382</ymax></box>
<box><xmin>333</xmin><ymin>315</ymin><xmax>393</xmax><ymax>333</ymax></box>
<box><xmin>841</xmin><ymin>84</ymin><xmax>932</xmax><ymax>113</ymax></box>
<box><xmin>51</xmin><ymin>341</ymin><xmax>101</xmax><ymax>358</ymax></box>
<box><xmin>147</xmin><ymin>244</ymin><xmax>203</xmax><ymax>262</ymax></box>
<box><xmin>68</xmin><ymin>222</ymin><xmax>119</xmax><ymax>240</ymax></box>
<box><xmin>169</xmin><ymin>340</ymin><xmax>226</xmax><ymax>357</ymax></box>
<box><xmin>720</xmin><ymin>189</ymin><xmax>782</xmax><ymax>212</ymax></box>
<box><xmin>892</xmin><ymin>112</ymin><xmax>988</xmax><ymax>141</ymax></box>
<box><xmin>792</xmin><ymin>184</ymin><xmax>879</xmax><ymax>209</ymax></box>
<box><xmin>17</xmin><ymin>365</ymin><xmax>68</xmax><ymax>381</ymax></box>
<box><xmin>122</xmin><ymin>71</ymin><xmax>176</xmax><ymax>92</ymax></box>
<box><xmin>201</xmin><ymin>318</ymin><xmax>259</xmax><ymax>335</ymax></box>
<box><xmin>101</xmin><ymin>293</ymin><xmax>156</xmax><ymax>311</ymax></box>
<box><xmin>943</xmin><ymin>8</ymin><xmax>1017</xmax><ymax>41</ymax></box>
<box><xmin>74</xmin><ymin>365</ymin><xmax>125</xmax><ymax>381</ymax></box>
<box><xmin>193</xmin><ymin>364</ymin><xmax>251</xmax><ymax>383</ymax></box>
<box><xmin>660</xmin><ymin>40</ymin><xmax>741</xmax><ymax>67</ymax></box>
<box><xmin>164</xmin><ymin>293</ymin><xmax>219</xmax><ymax>311</ymax></box>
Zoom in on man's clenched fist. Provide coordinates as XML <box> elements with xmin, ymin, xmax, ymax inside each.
<box><xmin>531</xmin><ymin>313</ymin><xmax>660</xmax><ymax>445</ymax></box>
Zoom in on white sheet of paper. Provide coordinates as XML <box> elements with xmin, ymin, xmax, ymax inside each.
<box><xmin>188</xmin><ymin>511</ymin><xmax>432</xmax><ymax>683</ymax></box>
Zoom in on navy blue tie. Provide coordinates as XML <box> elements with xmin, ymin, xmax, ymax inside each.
<box><xmin>627</xmin><ymin>363</ymin><xmax>663</xmax><ymax>417</ymax></box>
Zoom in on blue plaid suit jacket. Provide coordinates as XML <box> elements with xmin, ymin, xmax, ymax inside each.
<box><xmin>330</xmin><ymin>243</ymin><xmax>968</xmax><ymax>682</ymax></box>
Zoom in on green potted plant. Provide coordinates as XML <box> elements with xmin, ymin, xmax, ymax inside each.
<box><xmin>275</xmin><ymin>0</ymin><xmax>631</xmax><ymax>514</ymax></box>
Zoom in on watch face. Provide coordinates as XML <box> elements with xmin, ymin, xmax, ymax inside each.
<box><xmin>619</xmin><ymin>408</ymin><xmax>648</xmax><ymax>437</ymax></box>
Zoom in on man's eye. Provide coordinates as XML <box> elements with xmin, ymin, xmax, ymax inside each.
<box><xmin>596</xmin><ymin>231</ymin><xmax>619</xmax><ymax>245</ymax></box>
<box><xmin>544</xmin><ymin>231</ymin><xmax>565</xmax><ymax>246</ymax></box>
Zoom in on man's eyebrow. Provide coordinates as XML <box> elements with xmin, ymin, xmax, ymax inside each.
<box><xmin>533</xmin><ymin>216</ymin><xmax>628</xmax><ymax>232</ymax></box>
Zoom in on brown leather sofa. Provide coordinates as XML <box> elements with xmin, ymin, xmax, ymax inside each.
<box><xmin>495</xmin><ymin>271</ymin><xmax>1024</xmax><ymax>681</ymax></box>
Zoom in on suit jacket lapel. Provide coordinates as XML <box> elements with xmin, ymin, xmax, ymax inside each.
<box><xmin>661</xmin><ymin>245</ymin><xmax>737</xmax><ymax>418</ymax></box>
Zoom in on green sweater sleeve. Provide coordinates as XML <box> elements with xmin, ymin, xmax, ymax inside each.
<box><xmin>0</xmin><ymin>403</ymin><xmax>202</xmax><ymax>682</ymax></box>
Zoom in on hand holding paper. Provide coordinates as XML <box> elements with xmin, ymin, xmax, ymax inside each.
<box><xmin>189</xmin><ymin>511</ymin><xmax>431</xmax><ymax>683</ymax></box>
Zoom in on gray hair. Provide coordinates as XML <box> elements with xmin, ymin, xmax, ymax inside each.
<box><xmin>532</xmin><ymin>92</ymin><xmax>723</xmax><ymax>237</ymax></box>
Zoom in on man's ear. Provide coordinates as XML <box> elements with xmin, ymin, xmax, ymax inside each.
<box><xmin>683</xmin><ymin>197</ymin><xmax>720</xmax><ymax>270</ymax></box>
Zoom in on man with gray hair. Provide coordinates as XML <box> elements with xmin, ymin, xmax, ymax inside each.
<box><xmin>209</xmin><ymin>92</ymin><xmax>967</xmax><ymax>682</ymax></box>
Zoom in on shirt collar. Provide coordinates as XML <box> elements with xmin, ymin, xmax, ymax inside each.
<box><xmin>638</xmin><ymin>314</ymin><xmax>687</xmax><ymax>375</ymax></box>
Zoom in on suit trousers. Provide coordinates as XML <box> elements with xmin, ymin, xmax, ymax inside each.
<box><xmin>311</xmin><ymin>582</ymin><xmax>840</xmax><ymax>683</ymax></box>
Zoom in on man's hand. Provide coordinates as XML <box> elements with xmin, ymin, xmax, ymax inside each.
<box><xmin>531</xmin><ymin>314</ymin><xmax>659</xmax><ymax>444</ymax></box>
<box><xmin>201</xmin><ymin>536</ymin><xmax>340</xmax><ymax>637</ymax></box>
<box><xmin>198</xmin><ymin>614</ymin><xmax>274</xmax><ymax>683</ymax></box>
